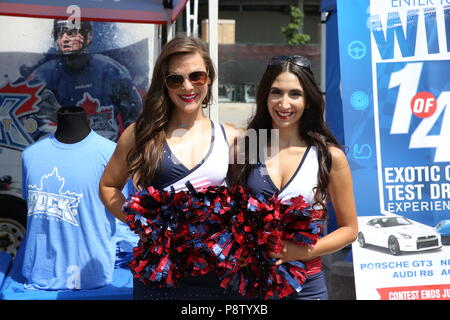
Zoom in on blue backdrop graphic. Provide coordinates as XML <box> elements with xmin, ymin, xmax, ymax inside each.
<box><xmin>336</xmin><ymin>0</ymin><xmax>379</xmax><ymax>217</ymax></box>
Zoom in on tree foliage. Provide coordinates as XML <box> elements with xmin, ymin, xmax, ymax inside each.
<box><xmin>281</xmin><ymin>6</ymin><xmax>311</xmax><ymax>45</ymax></box>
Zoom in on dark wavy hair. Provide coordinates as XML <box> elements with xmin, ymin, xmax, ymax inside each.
<box><xmin>236</xmin><ymin>58</ymin><xmax>341</xmax><ymax>213</ymax></box>
<box><xmin>127</xmin><ymin>34</ymin><xmax>215</xmax><ymax>189</ymax></box>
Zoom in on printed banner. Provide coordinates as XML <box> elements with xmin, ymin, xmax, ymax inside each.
<box><xmin>337</xmin><ymin>0</ymin><xmax>450</xmax><ymax>299</ymax></box>
<box><xmin>0</xmin><ymin>15</ymin><xmax>156</xmax><ymax>195</ymax></box>
<box><xmin>0</xmin><ymin>0</ymin><xmax>188</xmax><ymax>24</ymax></box>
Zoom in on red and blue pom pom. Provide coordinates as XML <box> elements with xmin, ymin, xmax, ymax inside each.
<box><xmin>206</xmin><ymin>191</ymin><xmax>325</xmax><ymax>299</ymax></box>
<box><xmin>123</xmin><ymin>184</ymin><xmax>237</xmax><ymax>287</ymax></box>
<box><xmin>123</xmin><ymin>184</ymin><xmax>325</xmax><ymax>299</ymax></box>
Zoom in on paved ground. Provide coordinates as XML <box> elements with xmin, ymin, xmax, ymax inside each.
<box><xmin>217</xmin><ymin>102</ymin><xmax>357</xmax><ymax>300</ymax></box>
<box><xmin>217</xmin><ymin>102</ymin><xmax>255</xmax><ymax>129</ymax></box>
<box><xmin>323</xmin><ymin>247</ymin><xmax>356</xmax><ymax>300</ymax></box>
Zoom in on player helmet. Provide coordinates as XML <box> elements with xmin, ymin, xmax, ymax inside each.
<box><xmin>53</xmin><ymin>19</ymin><xmax>93</xmax><ymax>55</ymax></box>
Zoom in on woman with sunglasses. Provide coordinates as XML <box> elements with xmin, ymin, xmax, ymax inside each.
<box><xmin>231</xmin><ymin>55</ymin><xmax>358</xmax><ymax>300</ymax></box>
<box><xmin>99</xmin><ymin>35</ymin><xmax>240</xmax><ymax>299</ymax></box>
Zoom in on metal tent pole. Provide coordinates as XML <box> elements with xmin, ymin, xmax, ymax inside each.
<box><xmin>208</xmin><ymin>0</ymin><xmax>219</xmax><ymax>122</ymax></box>
<box><xmin>185</xmin><ymin>0</ymin><xmax>199</xmax><ymax>37</ymax></box>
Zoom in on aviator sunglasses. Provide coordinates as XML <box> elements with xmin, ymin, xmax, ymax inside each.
<box><xmin>164</xmin><ymin>71</ymin><xmax>209</xmax><ymax>90</ymax></box>
<box><xmin>268</xmin><ymin>55</ymin><xmax>312</xmax><ymax>72</ymax></box>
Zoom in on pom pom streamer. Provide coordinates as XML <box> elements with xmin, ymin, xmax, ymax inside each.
<box><xmin>206</xmin><ymin>191</ymin><xmax>325</xmax><ymax>299</ymax></box>
<box><xmin>123</xmin><ymin>184</ymin><xmax>237</xmax><ymax>287</ymax></box>
<box><xmin>123</xmin><ymin>184</ymin><xmax>325</xmax><ymax>299</ymax></box>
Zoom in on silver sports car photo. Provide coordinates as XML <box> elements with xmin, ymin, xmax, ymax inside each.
<box><xmin>357</xmin><ymin>216</ymin><xmax>442</xmax><ymax>255</ymax></box>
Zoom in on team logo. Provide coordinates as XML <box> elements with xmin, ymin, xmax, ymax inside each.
<box><xmin>77</xmin><ymin>92</ymin><xmax>118</xmax><ymax>140</ymax></box>
<box><xmin>27</xmin><ymin>167</ymin><xmax>83</xmax><ymax>227</ymax></box>
<box><xmin>0</xmin><ymin>81</ymin><xmax>44</xmax><ymax>150</ymax></box>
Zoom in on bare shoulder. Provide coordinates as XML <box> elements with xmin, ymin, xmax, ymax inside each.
<box><xmin>119</xmin><ymin>123</ymin><xmax>136</xmax><ymax>144</ymax></box>
<box><xmin>328</xmin><ymin>146</ymin><xmax>350</xmax><ymax>171</ymax></box>
<box><xmin>222</xmin><ymin>122</ymin><xmax>245</xmax><ymax>145</ymax></box>
<box><xmin>115</xmin><ymin>122</ymin><xmax>136</xmax><ymax>154</ymax></box>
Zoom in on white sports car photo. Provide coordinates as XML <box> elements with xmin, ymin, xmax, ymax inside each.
<box><xmin>357</xmin><ymin>216</ymin><xmax>442</xmax><ymax>255</ymax></box>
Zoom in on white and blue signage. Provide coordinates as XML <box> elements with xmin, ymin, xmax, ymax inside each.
<box><xmin>337</xmin><ymin>0</ymin><xmax>450</xmax><ymax>300</ymax></box>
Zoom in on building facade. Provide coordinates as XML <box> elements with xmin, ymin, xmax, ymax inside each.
<box><xmin>175</xmin><ymin>0</ymin><xmax>322</xmax><ymax>102</ymax></box>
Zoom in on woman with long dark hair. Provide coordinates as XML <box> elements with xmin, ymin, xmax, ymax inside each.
<box><xmin>99</xmin><ymin>35</ymin><xmax>240</xmax><ymax>299</ymax></box>
<box><xmin>233</xmin><ymin>55</ymin><xmax>358</xmax><ymax>300</ymax></box>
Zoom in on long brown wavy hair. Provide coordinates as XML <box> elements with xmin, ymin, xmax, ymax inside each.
<box><xmin>127</xmin><ymin>34</ymin><xmax>216</xmax><ymax>189</ymax></box>
<box><xmin>235</xmin><ymin>59</ymin><xmax>342</xmax><ymax>213</ymax></box>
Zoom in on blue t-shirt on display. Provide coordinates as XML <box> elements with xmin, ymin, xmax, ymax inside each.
<box><xmin>114</xmin><ymin>180</ymin><xmax>139</xmax><ymax>268</ymax></box>
<box><xmin>21</xmin><ymin>130</ymin><xmax>117</xmax><ymax>290</ymax></box>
